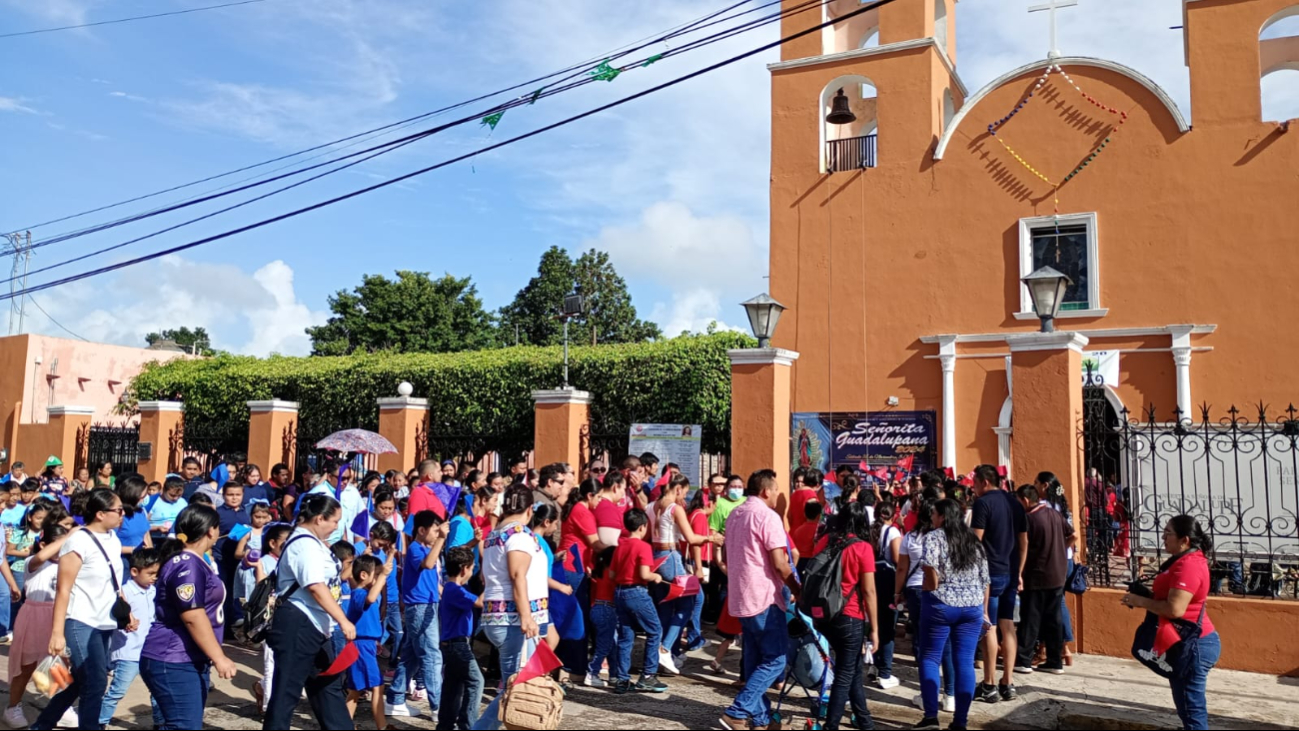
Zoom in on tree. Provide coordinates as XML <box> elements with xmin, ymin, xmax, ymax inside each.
<box><xmin>497</xmin><ymin>246</ymin><xmax>660</xmax><ymax>346</ymax></box>
<box><xmin>307</xmin><ymin>270</ymin><xmax>496</xmax><ymax>356</ymax></box>
<box><xmin>145</xmin><ymin>327</ymin><xmax>214</xmax><ymax>356</ymax></box>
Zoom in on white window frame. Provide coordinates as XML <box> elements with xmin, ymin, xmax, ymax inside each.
<box><xmin>1015</xmin><ymin>212</ymin><xmax>1108</xmax><ymax>320</ymax></box>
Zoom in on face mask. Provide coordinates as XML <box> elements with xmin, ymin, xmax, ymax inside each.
<box><xmin>727</xmin><ymin>487</ymin><xmax>743</xmax><ymax>502</ymax></box>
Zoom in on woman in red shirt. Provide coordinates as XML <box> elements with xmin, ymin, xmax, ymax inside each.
<box><xmin>1121</xmin><ymin>516</ymin><xmax>1219</xmax><ymax>731</ymax></box>
<box><xmin>593</xmin><ymin>472</ymin><xmax>629</xmax><ymax>548</ymax></box>
<box><xmin>789</xmin><ymin>469</ymin><xmax>823</xmax><ymax>535</ymax></box>
<box><xmin>819</xmin><ymin>500</ymin><xmax>880</xmax><ymax>731</ymax></box>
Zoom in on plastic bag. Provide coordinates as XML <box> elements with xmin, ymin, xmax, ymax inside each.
<box><xmin>32</xmin><ymin>655</ymin><xmax>71</xmax><ymax>698</ymax></box>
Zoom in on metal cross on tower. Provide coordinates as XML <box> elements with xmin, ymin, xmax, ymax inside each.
<box><xmin>1029</xmin><ymin>0</ymin><xmax>1078</xmax><ymax>60</ymax></box>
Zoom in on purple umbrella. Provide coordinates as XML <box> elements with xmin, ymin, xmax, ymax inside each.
<box><xmin>315</xmin><ymin>429</ymin><xmax>398</xmax><ymax>455</ymax></box>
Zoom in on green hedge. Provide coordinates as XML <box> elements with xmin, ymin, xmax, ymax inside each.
<box><xmin>129</xmin><ymin>332</ymin><xmax>754</xmax><ymax>455</ymax></box>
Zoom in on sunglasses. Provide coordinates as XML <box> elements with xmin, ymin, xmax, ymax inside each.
<box><xmin>710</xmin><ymin>482</ymin><xmax>726</xmax><ymax>487</ymax></box>
<box><xmin>590</xmin><ymin>467</ymin><xmax>608</xmax><ymax>474</ymax></box>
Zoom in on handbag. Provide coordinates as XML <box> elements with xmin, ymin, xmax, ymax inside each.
<box><xmin>1067</xmin><ymin>563</ymin><xmax>1090</xmax><ymax>595</ymax></box>
<box><xmin>84</xmin><ymin>531</ymin><xmax>133</xmax><ymax>631</ymax></box>
<box><xmin>500</xmin><ymin>639</ymin><xmax>564</xmax><ymax>730</ymax></box>
<box><xmin>1130</xmin><ymin>553</ymin><xmax>1206</xmax><ymax>679</ymax></box>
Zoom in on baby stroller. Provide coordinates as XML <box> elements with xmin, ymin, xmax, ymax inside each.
<box><xmin>772</xmin><ymin>608</ymin><xmax>835</xmax><ymax>730</ymax></box>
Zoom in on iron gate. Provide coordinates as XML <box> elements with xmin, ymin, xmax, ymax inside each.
<box><xmin>86</xmin><ymin>423</ymin><xmax>140</xmax><ymax>477</ymax></box>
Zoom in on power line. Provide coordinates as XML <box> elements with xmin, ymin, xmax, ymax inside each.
<box><xmin>2</xmin><ymin>0</ymin><xmax>894</xmax><ymax>303</ymax></box>
<box><xmin>9</xmin><ymin>0</ymin><xmax>770</xmax><ymax>235</ymax></box>
<box><xmin>3</xmin><ymin>0</ymin><xmax>831</xmax><ymax>282</ymax></box>
<box><xmin>27</xmin><ymin>296</ymin><xmax>88</xmax><ymax>341</ymax></box>
<box><xmin>0</xmin><ymin>0</ymin><xmax>267</xmax><ymax>40</ymax></box>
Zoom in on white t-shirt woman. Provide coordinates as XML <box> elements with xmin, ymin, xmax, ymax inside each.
<box><xmin>903</xmin><ymin>531</ymin><xmax>927</xmax><ymax>589</ymax></box>
<box><xmin>60</xmin><ymin>526</ymin><xmax>125</xmax><ymax>630</ymax></box>
<box><xmin>482</xmin><ymin>523</ymin><xmax>550</xmax><ymax>628</ymax></box>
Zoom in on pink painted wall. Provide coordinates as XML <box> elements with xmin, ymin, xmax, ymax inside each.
<box><xmin>0</xmin><ymin>334</ymin><xmax>189</xmax><ymax>426</ymax></box>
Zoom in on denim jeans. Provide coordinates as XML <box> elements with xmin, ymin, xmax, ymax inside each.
<box><xmin>874</xmin><ymin>565</ymin><xmax>897</xmax><ymax>679</ymax></box>
<box><xmin>264</xmin><ymin>603</ymin><xmax>354</xmax><ymax>731</ymax></box>
<box><xmin>685</xmin><ymin>590</ymin><xmax>705</xmax><ymax>649</ymax></box>
<box><xmin>384</xmin><ymin>598</ymin><xmax>408</xmax><ymax>704</ymax></box>
<box><xmin>823</xmin><ymin>614</ymin><xmax>874</xmax><ymax>730</ymax></box>
<box><xmin>906</xmin><ymin>586</ymin><xmax>954</xmax><ymax>696</ymax></box>
<box><xmin>437</xmin><ymin>638</ymin><xmax>484</xmax><ymax>730</ymax></box>
<box><xmin>100</xmin><ymin>659</ymin><xmax>163</xmax><ymax>727</ymax></box>
<box><xmin>615</xmin><ymin>586</ymin><xmax>662</xmax><ymax>680</ymax></box>
<box><xmin>987</xmin><ymin>572</ymin><xmax>1016</xmax><ymax>623</ymax></box>
<box><xmin>1168</xmin><ymin>631</ymin><xmax>1221</xmax><ymax>731</ymax></box>
<box><xmin>588</xmin><ymin>602</ymin><xmax>619</xmax><ymax>679</ymax></box>
<box><xmin>919</xmin><ymin>594</ymin><xmax>983</xmax><ymax>727</ymax></box>
<box><xmin>724</xmin><ymin>605</ymin><xmax>788</xmax><ymax>727</ymax></box>
<box><xmin>1062</xmin><ymin>560</ymin><xmax>1076</xmax><ymax>643</ymax></box>
<box><xmin>32</xmin><ymin>619</ymin><xmax>112</xmax><ymax>730</ymax></box>
<box><xmin>139</xmin><ymin>657</ymin><xmax>210</xmax><ymax>730</ymax></box>
<box><xmin>654</xmin><ymin>551</ymin><xmax>690</xmax><ymax>655</ymax></box>
<box><xmin>402</xmin><ymin>602</ymin><xmax>443</xmax><ymax>711</ymax></box>
<box><xmin>472</xmin><ymin>625</ymin><xmax>530</xmax><ymax>731</ymax></box>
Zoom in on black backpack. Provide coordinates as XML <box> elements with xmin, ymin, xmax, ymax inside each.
<box><xmin>798</xmin><ymin>537</ymin><xmax>862</xmax><ymax>625</ymax></box>
<box><xmin>243</xmin><ymin>534</ymin><xmax>313</xmax><ymax>643</ymax></box>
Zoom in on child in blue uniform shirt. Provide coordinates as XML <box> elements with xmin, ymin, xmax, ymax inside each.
<box><xmin>330</xmin><ymin>541</ymin><xmax>357</xmax><ymax>660</ymax></box>
<box><xmin>367</xmin><ymin>522</ymin><xmax>413</xmax><ymax>719</ymax></box>
<box><xmin>346</xmin><ymin>552</ymin><xmax>394</xmax><ymax>731</ymax></box>
<box><xmin>398</xmin><ymin>510</ymin><xmax>449</xmax><ymax>716</ymax></box>
<box><xmin>437</xmin><ymin>546</ymin><xmax>484</xmax><ymax>731</ymax></box>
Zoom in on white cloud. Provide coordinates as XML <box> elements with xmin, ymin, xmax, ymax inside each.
<box><xmin>26</xmin><ymin>256</ymin><xmax>327</xmax><ymax>356</ymax></box>
<box><xmin>649</xmin><ymin>288</ymin><xmax>745</xmax><ymax>338</ymax></box>
<box><xmin>0</xmin><ymin>97</ymin><xmax>37</xmax><ymax>115</ymax></box>
<box><xmin>0</xmin><ymin>0</ymin><xmax>96</xmax><ymax>27</ymax></box>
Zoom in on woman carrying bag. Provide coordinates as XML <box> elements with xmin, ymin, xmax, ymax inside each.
<box><xmin>32</xmin><ymin>488</ymin><xmax>137</xmax><ymax>731</ymax></box>
<box><xmin>1122</xmin><ymin>515</ymin><xmax>1220</xmax><ymax>731</ymax></box>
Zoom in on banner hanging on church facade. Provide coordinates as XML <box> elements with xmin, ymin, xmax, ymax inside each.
<box><xmin>791</xmin><ymin>411</ymin><xmax>938</xmax><ymax>475</ymax></box>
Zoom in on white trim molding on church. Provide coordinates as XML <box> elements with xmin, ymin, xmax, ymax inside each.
<box><xmin>919</xmin><ymin>324</ymin><xmax>1216</xmax><ymax>469</ymax></box>
<box><xmin>933</xmin><ymin>56</ymin><xmax>1191</xmax><ymax>161</ymax></box>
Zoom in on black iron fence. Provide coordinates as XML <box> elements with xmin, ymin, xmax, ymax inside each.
<box><xmin>826</xmin><ymin>134</ymin><xmax>877</xmax><ymax>173</ymax></box>
<box><xmin>582</xmin><ymin>424</ymin><xmax>731</xmax><ymax>483</ymax></box>
<box><xmin>426</xmin><ymin>433</ymin><xmax>533</xmax><ymax>474</ymax></box>
<box><xmin>86</xmin><ymin>423</ymin><xmax>140</xmax><ymax>477</ymax></box>
<box><xmin>1080</xmin><ymin>374</ymin><xmax>1299</xmax><ymax>599</ymax></box>
<box><xmin>181</xmin><ymin>423</ymin><xmax>245</xmax><ymax>479</ymax></box>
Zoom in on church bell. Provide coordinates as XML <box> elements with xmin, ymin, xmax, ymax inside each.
<box><xmin>825</xmin><ymin>88</ymin><xmax>856</xmax><ymax>125</ymax></box>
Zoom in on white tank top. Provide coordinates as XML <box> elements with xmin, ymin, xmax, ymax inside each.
<box><xmin>655</xmin><ymin>502</ymin><xmax>681</xmax><ymax>544</ymax></box>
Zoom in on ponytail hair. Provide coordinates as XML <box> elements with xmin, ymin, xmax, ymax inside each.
<box><xmin>868</xmin><ymin>498</ymin><xmax>897</xmax><ymax>548</ymax></box>
<box><xmin>837</xmin><ymin>474</ymin><xmax>861</xmax><ymax>513</ymax></box>
<box><xmin>116</xmin><ymin>474</ymin><xmax>147</xmax><ymax>518</ymax></box>
<box><xmin>296</xmin><ymin>493</ymin><xmax>341</xmax><ymax>525</ymax></box>
<box><xmin>174</xmin><ymin>504</ymin><xmax>219</xmax><ymax>546</ymax></box>
<box><xmin>83</xmin><ymin>488</ymin><xmax>119</xmax><ymax>524</ymax></box>
<box><xmin>1167</xmin><ymin>514</ymin><xmax>1213</xmax><ymax>558</ymax></box>
<box><xmin>500</xmin><ymin>485</ymin><xmax>533</xmax><ymax>518</ymax></box>
<box><xmin>565</xmin><ymin>478</ymin><xmax>600</xmax><ymax>522</ymax></box>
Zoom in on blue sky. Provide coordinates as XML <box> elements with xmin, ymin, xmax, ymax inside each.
<box><xmin>1</xmin><ymin>0</ymin><xmax>1296</xmax><ymax>355</ymax></box>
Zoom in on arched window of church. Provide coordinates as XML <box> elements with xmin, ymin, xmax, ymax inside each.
<box><xmin>1260</xmin><ymin>6</ymin><xmax>1299</xmax><ymax>122</ymax></box>
<box><xmin>934</xmin><ymin>0</ymin><xmax>949</xmax><ymax>55</ymax></box>
<box><xmin>821</xmin><ymin>76</ymin><xmax>878</xmax><ymax>173</ymax></box>
<box><xmin>823</xmin><ymin>0</ymin><xmax>882</xmax><ymax>55</ymax></box>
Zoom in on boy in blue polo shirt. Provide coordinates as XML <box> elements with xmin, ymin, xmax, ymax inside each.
<box><xmin>399</xmin><ymin>510</ymin><xmax>450</xmax><ymax>716</ymax></box>
<box><xmin>346</xmin><ymin>552</ymin><xmax>395</xmax><ymax>731</ymax></box>
<box><xmin>438</xmin><ymin>546</ymin><xmax>484</xmax><ymax>730</ymax></box>
<box><xmin>368</xmin><ymin>522</ymin><xmax>412</xmax><ymax>719</ymax></box>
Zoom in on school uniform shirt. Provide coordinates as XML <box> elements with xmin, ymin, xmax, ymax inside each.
<box><xmin>593</xmin><ymin>498</ymin><xmax>625</xmax><ymax>548</ymax></box>
<box><xmin>349</xmin><ymin>510</ymin><xmax>403</xmax><ymax>544</ymax></box>
<box><xmin>215</xmin><ymin>504</ymin><xmax>251</xmax><ymax>560</ymax></box>
<box><xmin>440</xmin><ymin>582</ymin><xmax>477</xmax><ymax>642</ymax></box>
<box><xmin>788</xmin><ymin>488</ymin><xmax>820</xmax><ymax>535</ymax></box>
<box><xmin>446</xmin><ymin>514</ymin><xmax>478</xmax><ymax>570</ymax></box>
<box><xmin>115</xmin><ymin>510</ymin><xmax>150</xmax><ymax>551</ymax></box>
<box><xmin>278</xmin><ymin>528</ymin><xmax>343</xmax><ymax>636</ymax></box>
<box><xmin>146</xmin><ymin>495</ymin><xmax>188</xmax><ymax>534</ymax></box>
<box><xmin>372</xmin><ymin>549</ymin><xmax>399</xmax><ymax>607</ymax></box>
<box><xmin>345</xmin><ymin>589</ymin><xmax>383</xmax><ymax>640</ymax></box>
<box><xmin>111</xmin><ymin>580</ymin><xmax>157</xmax><ymax>663</ymax></box>
<box><xmin>559</xmin><ymin>502</ymin><xmax>598</xmax><ymax>572</ymax></box>
<box><xmin>241</xmin><ymin>482</ymin><xmax>272</xmax><ymax>509</ymax></box>
<box><xmin>482</xmin><ymin>524</ymin><xmax>550</xmax><ymax>628</ymax></box>
<box><xmin>338</xmin><ymin>485</ymin><xmax>364</xmax><ymax>541</ymax></box>
<box><xmin>610</xmin><ymin>537</ymin><xmax>654</xmax><ymax>587</ymax></box>
<box><xmin>591</xmin><ymin>573</ymin><xmax>615</xmax><ymax>603</ymax></box>
<box><xmin>142</xmin><ymin>551</ymin><xmax>226</xmax><ymax>664</ymax></box>
<box><xmin>0</xmin><ymin>503</ymin><xmax>28</xmax><ymax>540</ymax></box>
<box><xmin>60</xmin><ymin>529</ymin><xmax>126</xmax><ymax>630</ymax></box>
<box><xmin>792</xmin><ymin>521</ymin><xmax>820</xmax><ymax>561</ymax></box>
<box><xmin>836</xmin><ymin>539</ymin><xmax>877</xmax><ymax>621</ymax></box>
<box><xmin>258</xmin><ymin>553</ymin><xmax>279</xmax><ymax>578</ymax></box>
<box><xmin>400</xmin><ymin>541</ymin><xmax>442</xmax><ymax>605</ymax></box>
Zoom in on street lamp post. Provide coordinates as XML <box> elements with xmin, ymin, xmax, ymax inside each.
<box><xmin>561</xmin><ymin>286</ymin><xmax>584</xmax><ymax>389</ymax></box>
<box><xmin>1021</xmin><ymin>266</ymin><xmax>1072</xmax><ymax>333</ymax></box>
<box><xmin>741</xmin><ymin>293</ymin><xmax>787</xmax><ymax>348</ymax></box>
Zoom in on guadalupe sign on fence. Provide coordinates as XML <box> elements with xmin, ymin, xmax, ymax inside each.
<box><xmin>791</xmin><ymin>411</ymin><xmax>937</xmax><ymax>476</ymax></box>
<box><xmin>628</xmin><ymin>424</ymin><xmax>703</xmax><ymax>486</ymax></box>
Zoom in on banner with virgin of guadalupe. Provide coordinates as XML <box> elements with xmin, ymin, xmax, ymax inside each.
<box><xmin>791</xmin><ymin>411</ymin><xmax>937</xmax><ymax>476</ymax></box>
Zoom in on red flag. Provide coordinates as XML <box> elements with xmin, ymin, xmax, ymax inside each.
<box><xmin>997</xmin><ymin>465</ymin><xmax>1008</xmax><ymax>477</ymax></box>
<box><xmin>656</xmin><ymin>471</ymin><xmax>671</xmax><ymax>488</ymax></box>
<box><xmin>965</xmin><ymin>470</ymin><xmax>976</xmax><ymax>482</ymax></box>
<box><xmin>896</xmin><ymin>455</ymin><xmax>915</xmax><ymax>473</ymax></box>
<box><xmin>514</xmin><ymin>640</ymin><xmax>564</xmax><ymax>685</ymax></box>
<box><xmin>872</xmin><ymin>466</ymin><xmax>889</xmax><ymax>481</ymax></box>
<box><xmin>652</xmin><ymin>555</ymin><xmax>670</xmax><ymax>572</ymax></box>
<box><xmin>943</xmin><ymin>467</ymin><xmax>955</xmax><ymax>479</ymax></box>
<box><xmin>859</xmin><ymin>460</ymin><xmax>871</xmax><ymax>472</ymax></box>
<box><xmin>824</xmin><ymin>471</ymin><xmax>837</xmax><ymax>485</ymax></box>
<box><xmin>322</xmin><ymin>641</ymin><xmax>359</xmax><ymax>676</ymax></box>
<box><xmin>661</xmin><ymin>575</ymin><xmax>703</xmax><ymax>603</ymax></box>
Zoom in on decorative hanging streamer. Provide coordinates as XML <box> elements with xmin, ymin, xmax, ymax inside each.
<box><xmin>481</xmin><ymin>111</ymin><xmax>505</xmax><ymax>130</ymax></box>
<box><xmin>986</xmin><ymin>64</ymin><xmax>1128</xmax><ymax>215</ymax></box>
<box><xmin>641</xmin><ymin>53</ymin><xmax>665</xmax><ymax>68</ymax></box>
<box><xmin>590</xmin><ymin>59</ymin><xmax>621</xmax><ymax>82</ymax></box>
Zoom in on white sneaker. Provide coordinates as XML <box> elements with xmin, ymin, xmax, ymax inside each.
<box><xmin>384</xmin><ymin>702</ymin><xmax>417</xmax><ymax>717</ymax></box>
<box><xmin>56</xmin><ymin>707</ymin><xmax>78</xmax><ymax>729</ymax></box>
<box><xmin>876</xmin><ymin>674</ymin><xmax>900</xmax><ymax>689</ymax></box>
<box><xmin>658</xmin><ymin>650</ymin><xmax>680</xmax><ymax>676</ymax></box>
<box><xmin>3</xmin><ymin>705</ymin><xmax>26</xmax><ymax>729</ymax></box>
<box><xmin>584</xmin><ymin>673</ymin><xmax>607</xmax><ymax>688</ymax></box>
<box><xmin>0</xmin><ymin>634</ymin><xmax>12</xmax><ymax>646</ymax></box>
<box><xmin>943</xmin><ymin>695</ymin><xmax>957</xmax><ymax>714</ymax></box>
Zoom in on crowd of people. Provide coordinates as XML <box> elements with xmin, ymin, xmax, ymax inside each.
<box><xmin>0</xmin><ymin>451</ymin><xmax>1221</xmax><ymax>731</ymax></box>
